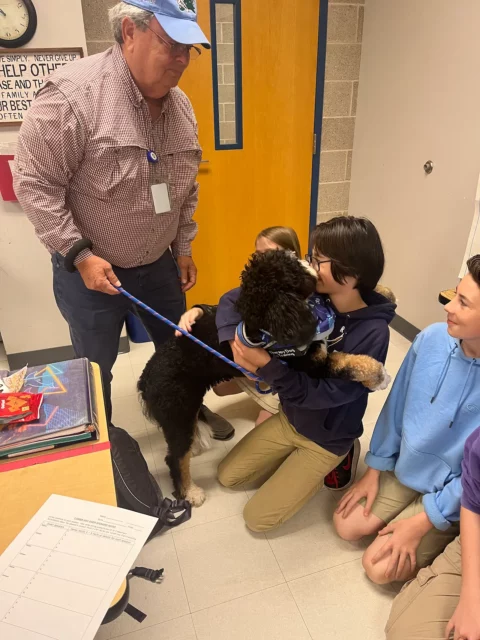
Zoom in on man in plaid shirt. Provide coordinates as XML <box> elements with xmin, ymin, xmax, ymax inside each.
<box><xmin>13</xmin><ymin>0</ymin><xmax>234</xmax><ymax>439</ymax></box>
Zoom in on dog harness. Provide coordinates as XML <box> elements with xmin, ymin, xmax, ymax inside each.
<box><xmin>236</xmin><ymin>295</ymin><xmax>335</xmax><ymax>359</ymax></box>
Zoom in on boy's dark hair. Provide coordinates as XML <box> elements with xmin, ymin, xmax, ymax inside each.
<box><xmin>467</xmin><ymin>254</ymin><xmax>480</xmax><ymax>286</ymax></box>
<box><xmin>311</xmin><ymin>216</ymin><xmax>385</xmax><ymax>293</ymax></box>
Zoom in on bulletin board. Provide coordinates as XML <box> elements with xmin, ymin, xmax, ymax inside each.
<box><xmin>0</xmin><ymin>48</ymin><xmax>83</xmax><ymax>126</ymax></box>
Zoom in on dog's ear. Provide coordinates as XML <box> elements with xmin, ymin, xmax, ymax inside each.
<box><xmin>236</xmin><ymin>250</ymin><xmax>318</xmax><ymax>344</ymax></box>
<box><xmin>263</xmin><ymin>292</ymin><xmax>318</xmax><ymax>346</ymax></box>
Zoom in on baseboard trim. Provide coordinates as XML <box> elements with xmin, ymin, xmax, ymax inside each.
<box><xmin>5</xmin><ymin>335</ymin><xmax>130</xmax><ymax>370</ymax></box>
<box><xmin>390</xmin><ymin>315</ymin><xmax>420</xmax><ymax>343</ymax></box>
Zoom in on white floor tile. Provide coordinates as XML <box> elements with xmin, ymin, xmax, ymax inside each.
<box><xmin>132</xmin><ymin>362</ymin><xmax>147</xmax><ymax>383</ymax></box>
<box><xmin>95</xmin><ymin>535</ymin><xmax>189</xmax><ymax>639</ymax></box>
<box><xmin>223</xmin><ymin>418</ymin><xmax>256</xmax><ymax>453</ymax></box>
<box><xmin>266</xmin><ymin>490</ymin><xmax>366</xmax><ymax>581</ymax></box>
<box><xmin>129</xmin><ymin>341</ymin><xmax>155</xmax><ymax>366</ymax></box>
<box><xmin>111</xmin><ymin>395</ymin><xmax>147</xmax><ymax>436</ymax></box>
<box><xmin>289</xmin><ymin>560</ymin><xmax>395</xmax><ymax>640</ymax></box>
<box><xmin>363</xmin><ymin>386</ymin><xmax>390</xmax><ymax>425</ymax></box>
<box><xmin>96</xmin><ymin>615</ymin><xmax>196</xmax><ymax>640</ymax></box>
<box><xmin>386</xmin><ymin>342</ymin><xmax>408</xmax><ymax>371</ymax></box>
<box><xmin>111</xmin><ymin>362</ymin><xmax>138</xmax><ymax>400</ymax></box>
<box><xmin>133</xmin><ymin>430</ymin><xmax>158</xmax><ymax>475</ymax></box>
<box><xmin>192</xmin><ymin>584</ymin><xmax>310</xmax><ymax>640</ymax></box>
<box><xmin>389</xmin><ymin>329</ymin><xmax>412</xmax><ymax>352</ymax></box>
<box><xmin>173</xmin><ymin>515</ymin><xmax>284</xmax><ymax>612</ymax></box>
<box><xmin>113</xmin><ymin>352</ymin><xmax>132</xmax><ymax>368</ymax></box>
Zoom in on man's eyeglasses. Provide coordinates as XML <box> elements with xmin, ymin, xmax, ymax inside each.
<box><xmin>305</xmin><ymin>254</ymin><xmax>332</xmax><ymax>272</ymax></box>
<box><xmin>147</xmin><ymin>25</ymin><xmax>202</xmax><ymax>60</ymax></box>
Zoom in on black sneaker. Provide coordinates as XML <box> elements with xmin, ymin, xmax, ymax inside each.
<box><xmin>324</xmin><ymin>439</ymin><xmax>360</xmax><ymax>491</ymax></box>
<box><xmin>199</xmin><ymin>404</ymin><xmax>235</xmax><ymax>441</ymax></box>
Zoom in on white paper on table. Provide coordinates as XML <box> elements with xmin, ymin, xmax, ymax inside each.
<box><xmin>0</xmin><ymin>494</ymin><xmax>157</xmax><ymax>640</ymax></box>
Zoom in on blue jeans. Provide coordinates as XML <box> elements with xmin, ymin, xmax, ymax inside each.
<box><xmin>52</xmin><ymin>250</ymin><xmax>185</xmax><ymax>422</ymax></box>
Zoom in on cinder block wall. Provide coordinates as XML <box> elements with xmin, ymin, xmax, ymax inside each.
<box><xmin>317</xmin><ymin>0</ymin><xmax>364</xmax><ymax>223</ymax></box>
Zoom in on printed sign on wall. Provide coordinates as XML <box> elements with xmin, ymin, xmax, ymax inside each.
<box><xmin>0</xmin><ymin>48</ymin><xmax>83</xmax><ymax>126</ymax></box>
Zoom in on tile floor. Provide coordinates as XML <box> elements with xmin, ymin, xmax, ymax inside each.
<box><xmin>0</xmin><ymin>332</ymin><xmax>411</xmax><ymax>640</ymax></box>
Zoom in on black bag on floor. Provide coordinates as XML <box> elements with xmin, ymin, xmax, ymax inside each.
<box><xmin>108</xmin><ymin>425</ymin><xmax>191</xmax><ymax>539</ymax></box>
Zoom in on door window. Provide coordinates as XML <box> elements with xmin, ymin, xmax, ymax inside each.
<box><xmin>211</xmin><ymin>1</ymin><xmax>243</xmax><ymax>149</ymax></box>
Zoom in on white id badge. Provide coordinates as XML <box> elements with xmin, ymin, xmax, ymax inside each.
<box><xmin>151</xmin><ymin>183</ymin><xmax>171</xmax><ymax>214</ymax></box>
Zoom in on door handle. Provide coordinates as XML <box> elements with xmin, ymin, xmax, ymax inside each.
<box><xmin>200</xmin><ymin>160</ymin><xmax>210</xmax><ymax>164</ymax></box>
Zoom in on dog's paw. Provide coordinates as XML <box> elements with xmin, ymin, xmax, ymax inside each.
<box><xmin>367</xmin><ymin>365</ymin><xmax>391</xmax><ymax>391</ymax></box>
<box><xmin>185</xmin><ymin>483</ymin><xmax>206</xmax><ymax>507</ymax></box>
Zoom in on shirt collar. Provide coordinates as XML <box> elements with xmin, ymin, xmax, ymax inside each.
<box><xmin>112</xmin><ymin>43</ymin><xmax>171</xmax><ymax>114</ymax></box>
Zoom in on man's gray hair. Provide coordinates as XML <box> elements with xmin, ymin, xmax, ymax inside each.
<box><xmin>108</xmin><ymin>2</ymin><xmax>153</xmax><ymax>44</ymax></box>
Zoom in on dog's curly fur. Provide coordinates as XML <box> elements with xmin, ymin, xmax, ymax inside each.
<box><xmin>138</xmin><ymin>250</ymin><xmax>389</xmax><ymax>507</ymax></box>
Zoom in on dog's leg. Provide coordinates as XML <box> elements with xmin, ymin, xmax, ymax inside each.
<box><xmin>327</xmin><ymin>352</ymin><xmax>391</xmax><ymax>391</ymax></box>
<box><xmin>311</xmin><ymin>341</ymin><xmax>328</xmax><ymax>364</ymax></box>
<box><xmin>179</xmin><ymin>450</ymin><xmax>206</xmax><ymax>507</ymax></box>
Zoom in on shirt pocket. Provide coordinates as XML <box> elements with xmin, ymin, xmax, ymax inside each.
<box><xmin>72</xmin><ymin>142</ymin><xmax>148</xmax><ymax>202</ymax></box>
<box><xmin>161</xmin><ymin>149</ymin><xmax>201</xmax><ymax>208</ymax></box>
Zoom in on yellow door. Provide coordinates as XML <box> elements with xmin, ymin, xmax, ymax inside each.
<box><xmin>181</xmin><ymin>0</ymin><xmax>320</xmax><ymax>304</ymax></box>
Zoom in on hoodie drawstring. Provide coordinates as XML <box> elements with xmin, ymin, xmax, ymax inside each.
<box><xmin>430</xmin><ymin>343</ymin><xmax>476</xmax><ymax>427</ymax></box>
<box><xmin>430</xmin><ymin>344</ymin><xmax>457</xmax><ymax>403</ymax></box>
<box><xmin>449</xmin><ymin>358</ymin><xmax>476</xmax><ymax>428</ymax></box>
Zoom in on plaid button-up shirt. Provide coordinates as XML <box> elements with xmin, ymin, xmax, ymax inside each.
<box><xmin>13</xmin><ymin>44</ymin><xmax>201</xmax><ymax>268</ymax></box>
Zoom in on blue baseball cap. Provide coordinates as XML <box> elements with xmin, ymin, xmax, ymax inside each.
<box><xmin>124</xmin><ymin>0</ymin><xmax>210</xmax><ymax>48</ymax></box>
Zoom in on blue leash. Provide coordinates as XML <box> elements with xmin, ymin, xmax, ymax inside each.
<box><xmin>117</xmin><ymin>287</ymin><xmax>271</xmax><ymax>393</ymax></box>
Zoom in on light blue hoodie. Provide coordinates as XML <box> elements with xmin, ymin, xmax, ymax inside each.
<box><xmin>365</xmin><ymin>322</ymin><xmax>480</xmax><ymax>531</ymax></box>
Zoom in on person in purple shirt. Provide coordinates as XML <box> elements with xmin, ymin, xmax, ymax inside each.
<box><xmin>386</xmin><ymin>413</ymin><xmax>480</xmax><ymax>639</ymax></box>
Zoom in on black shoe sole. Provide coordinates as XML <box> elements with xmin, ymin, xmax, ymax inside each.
<box><xmin>212</xmin><ymin>430</ymin><xmax>235</xmax><ymax>442</ymax></box>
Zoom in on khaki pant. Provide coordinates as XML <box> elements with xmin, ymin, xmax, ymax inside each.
<box><xmin>386</xmin><ymin>536</ymin><xmax>461</xmax><ymax>639</ymax></box>
<box><xmin>361</xmin><ymin>471</ymin><xmax>459</xmax><ymax>569</ymax></box>
<box><xmin>236</xmin><ymin>378</ymin><xmax>280</xmax><ymax>413</ymax></box>
<box><xmin>217</xmin><ymin>410</ymin><xmax>343</xmax><ymax>532</ymax></box>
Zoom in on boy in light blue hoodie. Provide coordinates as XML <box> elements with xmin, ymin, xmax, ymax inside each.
<box><xmin>334</xmin><ymin>255</ymin><xmax>480</xmax><ymax>585</ymax></box>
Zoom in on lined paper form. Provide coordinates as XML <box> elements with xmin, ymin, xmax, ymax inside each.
<box><xmin>0</xmin><ymin>495</ymin><xmax>157</xmax><ymax>640</ymax></box>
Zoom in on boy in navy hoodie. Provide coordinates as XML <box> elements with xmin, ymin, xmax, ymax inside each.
<box><xmin>335</xmin><ymin>255</ymin><xmax>480</xmax><ymax>588</ymax></box>
<box><xmin>217</xmin><ymin>216</ymin><xmax>396</xmax><ymax>532</ymax></box>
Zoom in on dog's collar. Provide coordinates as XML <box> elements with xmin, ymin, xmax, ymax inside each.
<box><xmin>308</xmin><ymin>295</ymin><xmax>335</xmax><ymax>342</ymax></box>
<box><xmin>236</xmin><ymin>322</ymin><xmax>276</xmax><ymax>350</ymax></box>
<box><xmin>235</xmin><ymin>296</ymin><xmax>335</xmax><ymax>359</ymax></box>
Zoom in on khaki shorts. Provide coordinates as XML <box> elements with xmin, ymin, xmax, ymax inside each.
<box><xmin>360</xmin><ymin>471</ymin><xmax>459</xmax><ymax>569</ymax></box>
<box><xmin>236</xmin><ymin>378</ymin><xmax>280</xmax><ymax>413</ymax></box>
<box><xmin>386</xmin><ymin>536</ymin><xmax>461</xmax><ymax>639</ymax></box>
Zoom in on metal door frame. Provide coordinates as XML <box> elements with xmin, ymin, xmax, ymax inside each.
<box><xmin>309</xmin><ymin>0</ymin><xmax>329</xmax><ymax>241</ymax></box>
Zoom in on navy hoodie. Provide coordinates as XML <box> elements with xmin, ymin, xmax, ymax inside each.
<box><xmin>216</xmin><ymin>287</ymin><xmax>396</xmax><ymax>455</ymax></box>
